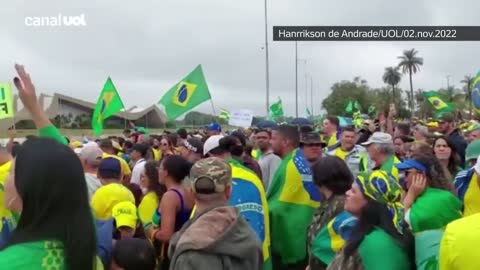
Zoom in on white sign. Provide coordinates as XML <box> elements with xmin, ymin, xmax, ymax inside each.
<box><xmin>228</xmin><ymin>109</ymin><xmax>253</xmax><ymax>128</ymax></box>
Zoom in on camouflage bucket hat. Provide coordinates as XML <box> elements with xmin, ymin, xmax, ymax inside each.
<box><xmin>190</xmin><ymin>157</ymin><xmax>232</xmax><ymax>194</ymax></box>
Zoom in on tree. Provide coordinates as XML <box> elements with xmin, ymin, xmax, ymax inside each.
<box><xmin>461</xmin><ymin>75</ymin><xmax>474</xmax><ymax>117</ymax></box>
<box><xmin>398</xmin><ymin>48</ymin><xmax>424</xmax><ymax>114</ymax></box>
<box><xmin>382</xmin><ymin>67</ymin><xmax>402</xmax><ymax>104</ymax></box>
<box><xmin>321</xmin><ymin>78</ymin><xmax>370</xmax><ymax>116</ymax></box>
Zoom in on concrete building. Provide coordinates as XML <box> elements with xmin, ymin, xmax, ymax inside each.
<box><xmin>0</xmin><ymin>92</ymin><xmax>167</xmax><ymax>130</ymax></box>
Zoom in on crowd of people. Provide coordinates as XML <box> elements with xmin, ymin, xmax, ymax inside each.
<box><xmin>0</xmin><ymin>64</ymin><xmax>480</xmax><ymax>270</ymax></box>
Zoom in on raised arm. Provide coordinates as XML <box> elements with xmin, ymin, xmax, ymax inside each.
<box><xmin>13</xmin><ymin>64</ymin><xmax>67</xmax><ymax>145</ymax></box>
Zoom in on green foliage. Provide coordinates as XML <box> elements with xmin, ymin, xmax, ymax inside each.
<box><xmin>322</xmin><ymin>78</ymin><xmax>410</xmax><ymax>118</ymax></box>
<box><xmin>165</xmin><ymin>120</ymin><xmax>177</xmax><ymax>129</ymax></box>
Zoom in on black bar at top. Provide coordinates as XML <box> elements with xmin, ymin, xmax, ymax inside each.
<box><xmin>273</xmin><ymin>26</ymin><xmax>480</xmax><ymax>41</ymax></box>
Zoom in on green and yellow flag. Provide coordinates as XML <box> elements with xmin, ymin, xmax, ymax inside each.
<box><xmin>91</xmin><ymin>77</ymin><xmax>125</xmax><ymax>136</ymax></box>
<box><xmin>269</xmin><ymin>98</ymin><xmax>284</xmax><ymax>120</ymax></box>
<box><xmin>267</xmin><ymin>148</ymin><xmax>321</xmax><ymax>265</ymax></box>
<box><xmin>159</xmin><ymin>65</ymin><xmax>211</xmax><ymax>120</ymax></box>
<box><xmin>423</xmin><ymin>91</ymin><xmax>454</xmax><ymax>112</ymax></box>
<box><xmin>218</xmin><ymin>108</ymin><xmax>230</xmax><ymax>120</ymax></box>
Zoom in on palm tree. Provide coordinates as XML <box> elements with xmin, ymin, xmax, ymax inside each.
<box><xmin>398</xmin><ymin>49</ymin><xmax>424</xmax><ymax>115</ymax></box>
<box><xmin>461</xmin><ymin>75</ymin><xmax>474</xmax><ymax>117</ymax></box>
<box><xmin>382</xmin><ymin>67</ymin><xmax>402</xmax><ymax>104</ymax></box>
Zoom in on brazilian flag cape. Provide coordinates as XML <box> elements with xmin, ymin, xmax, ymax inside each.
<box><xmin>408</xmin><ymin>188</ymin><xmax>462</xmax><ymax>270</ymax></box>
<box><xmin>227</xmin><ymin>158</ymin><xmax>272</xmax><ymax>270</ymax></box>
<box><xmin>311</xmin><ymin>211</ymin><xmax>356</xmax><ymax>265</ymax></box>
<box><xmin>266</xmin><ymin>148</ymin><xmax>321</xmax><ymax>264</ymax></box>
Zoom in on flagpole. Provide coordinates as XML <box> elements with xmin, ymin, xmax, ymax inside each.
<box><xmin>264</xmin><ymin>0</ymin><xmax>270</xmax><ymax>116</ymax></box>
<box><xmin>305</xmin><ymin>73</ymin><xmax>308</xmax><ymax>116</ymax></box>
<box><xmin>310</xmin><ymin>76</ymin><xmax>313</xmax><ymax>116</ymax></box>
<box><xmin>295</xmin><ymin>41</ymin><xmax>298</xmax><ymax>118</ymax></box>
<box><xmin>209</xmin><ymin>100</ymin><xmax>217</xmax><ymax>122</ymax></box>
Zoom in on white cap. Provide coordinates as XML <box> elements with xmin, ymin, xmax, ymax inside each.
<box><xmin>203</xmin><ymin>135</ymin><xmax>224</xmax><ymax>156</ymax></box>
<box><xmin>361</xmin><ymin>132</ymin><xmax>393</xmax><ymax>146</ymax></box>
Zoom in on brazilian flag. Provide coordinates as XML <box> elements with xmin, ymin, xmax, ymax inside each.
<box><xmin>422</xmin><ymin>91</ymin><xmax>454</xmax><ymax>112</ymax></box>
<box><xmin>472</xmin><ymin>71</ymin><xmax>480</xmax><ymax>115</ymax></box>
<box><xmin>91</xmin><ymin>77</ymin><xmax>125</xmax><ymax>136</ymax></box>
<box><xmin>159</xmin><ymin>65</ymin><xmax>211</xmax><ymax>120</ymax></box>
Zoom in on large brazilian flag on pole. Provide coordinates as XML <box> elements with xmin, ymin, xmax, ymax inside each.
<box><xmin>159</xmin><ymin>65</ymin><xmax>211</xmax><ymax>120</ymax></box>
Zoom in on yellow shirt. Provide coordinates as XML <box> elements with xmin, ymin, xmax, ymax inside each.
<box><xmin>138</xmin><ymin>191</ymin><xmax>159</xmax><ymax>227</ymax></box>
<box><xmin>463</xmin><ymin>173</ymin><xmax>480</xmax><ymax>217</ymax></box>
<box><xmin>326</xmin><ymin>132</ymin><xmax>338</xmax><ymax>147</ymax></box>
<box><xmin>439</xmin><ymin>213</ymin><xmax>480</xmax><ymax>270</ymax></box>
<box><xmin>152</xmin><ymin>148</ymin><xmax>161</xmax><ymax>161</ymax></box>
<box><xmin>335</xmin><ymin>148</ymin><xmax>348</xmax><ymax>160</ymax></box>
<box><xmin>102</xmin><ymin>153</ymin><xmax>132</xmax><ymax>177</ymax></box>
<box><xmin>91</xmin><ymin>183</ymin><xmax>135</xmax><ymax>220</ymax></box>
<box><xmin>0</xmin><ymin>161</ymin><xmax>13</xmax><ymax>231</ymax></box>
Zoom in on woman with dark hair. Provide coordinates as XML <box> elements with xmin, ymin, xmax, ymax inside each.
<box><xmin>159</xmin><ymin>136</ymin><xmax>175</xmax><ymax>160</ymax></box>
<box><xmin>327</xmin><ymin>171</ymin><xmax>414</xmax><ymax>270</ymax></box>
<box><xmin>1</xmin><ymin>138</ymin><xmax>99</xmax><ymax>269</ymax></box>
<box><xmin>139</xmin><ymin>161</ymin><xmax>166</xmax><ymax>229</ymax></box>
<box><xmin>307</xmin><ymin>156</ymin><xmax>355</xmax><ymax>270</ymax></box>
<box><xmin>148</xmin><ymin>155</ymin><xmax>194</xmax><ymax>269</ymax></box>
<box><xmin>0</xmin><ymin>64</ymin><xmax>99</xmax><ymax>269</ymax></box>
<box><xmin>433</xmin><ymin>136</ymin><xmax>461</xmax><ymax>180</ymax></box>
<box><xmin>395</xmin><ymin>152</ymin><xmax>461</xmax><ymax>270</ymax></box>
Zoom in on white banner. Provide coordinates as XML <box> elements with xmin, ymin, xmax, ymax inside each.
<box><xmin>228</xmin><ymin>109</ymin><xmax>254</xmax><ymax>128</ymax></box>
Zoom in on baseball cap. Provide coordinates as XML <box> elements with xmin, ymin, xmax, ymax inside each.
<box><xmin>112</xmin><ymin>201</ymin><xmax>138</xmax><ymax>229</ymax></box>
<box><xmin>79</xmin><ymin>145</ymin><xmax>103</xmax><ymax>166</ymax></box>
<box><xmin>98</xmin><ymin>158</ymin><xmax>122</xmax><ymax>179</ymax></box>
<box><xmin>395</xmin><ymin>159</ymin><xmax>428</xmax><ymax>173</ymax></box>
<box><xmin>437</xmin><ymin>112</ymin><xmax>455</xmax><ymax>123</ymax></box>
<box><xmin>466</xmin><ymin>140</ymin><xmax>480</xmax><ymax>161</ymax></box>
<box><xmin>203</xmin><ymin>135</ymin><xmax>224</xmax><ymax>156</ymax></box>
<box><xmin>206</xmin><ymin>122</ymin><xmax>222</xmax><ymax>132</ymax></box>
<box><xmin>184</xmin><ymin>138</ymin><xmax>204</xmax><ymax>155</ymax></box>
<box><xmin>300</xmin><ymin>132</ymin><xmax>326</xmax><ymax>146</ymax></box>
<box><xmin>190</xmin><ymin>158</ymin><xmax>232</xmax><ymax>194</ymax></box>
<box><xmin>361</xmin><ymin>132</ymin><xmax>393</xmax><ymax>146</ymax></box>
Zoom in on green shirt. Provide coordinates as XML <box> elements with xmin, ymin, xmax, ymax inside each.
<box><xmin>0</xmin><ymin>241</ymin><xmax>103</xmax><ymax>270</ymax></box>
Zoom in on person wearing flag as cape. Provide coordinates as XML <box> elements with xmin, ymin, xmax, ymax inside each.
<box><xmin>268</xmin><ymin>125</ymin><xmax>321</xmax><ymax>270</ymax></box>
<box><xmin>454</xmin><ymin>140</ymin><xmax>480</xmax><ymax>217</ymax></box>
<box><xmin>202</xmin><ymin>135</ymin><xmax>272</xmax><ymax>270</ymax></box>
<box><xmin>395</xmin><ymin>152</ymin><xmax>461</xmax><ymax>270</ymax></box>
<box><xmin>307</xmin><ymin>156</ymin><xmax>356</xmax><ymax>270</ymax></box>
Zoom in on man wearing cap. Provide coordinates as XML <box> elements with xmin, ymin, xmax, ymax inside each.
<box><xmin>206</xmin><ymin>122</ymin><xmax>222</xmax><ymax>137</ymax></box>
<box><xmin>179</xmin><ymin>137</ymin><xmax>204</xmax><ymax>163</ymax></box>
<box><xmin>168</xmin><ymin>158</ymin><xmax>262</xmax><ymax>270</ymax></box>
<box><xmin>327</xmin><ymin>126</ymin><xmax>371</xmax><ymax>177</ymax></box>
<box><xmin>300</xmin><ymin>131</ymin><xmax>325</xmax><ymax>166</ymax></box>
<box><xmin>91</xmin><ymin>158</ymin><xmax>135</xmax><ymax>220</ymax></box>
<box><xmin>130</xmin><ymin>143</ymin><xmax>148</xmax><ymax>187</ymax></box>
<box><xmin>361</xmin><ymin>132</ymin><xmax>401</xmax><ymax>182</ymax></box>
<box><xmin>438</xmin><ymin>112</ymin><xmax>467</xmax><ymax>166</ymax></box>
<box><xmin>99</xmin><ymin>139</ymin><xmax>132</xmax><ymax>184</ymax></box>
<box><xmin>465</xmin><ymin>124</ymin><xmax>480</xmax><ymax>143</ymax></box>
<box><xmin>78</xmin><ymin>145</ymin><xmax>103</xmax><ymax>201</ymax></box>
<box><xmin>203</xmin><ymin>135</ymin><xmax>271</xmax><ymax>269</ymax></box>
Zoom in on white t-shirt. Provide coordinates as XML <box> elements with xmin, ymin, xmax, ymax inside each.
<box><xmin>85</xmin><ymin>173</ymin><xmax>102</xmax><ymax>202</ymax></box>
<box><xmin>131</xmin><ymin>158</ymin><xmax>146</xmax><ymax>186</ymax></box>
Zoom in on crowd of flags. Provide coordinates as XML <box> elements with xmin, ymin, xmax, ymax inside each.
<box><xmin>2</xmin><ymin>66</ymin><xmax>480</xmax><ymax>136</ymax></box>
